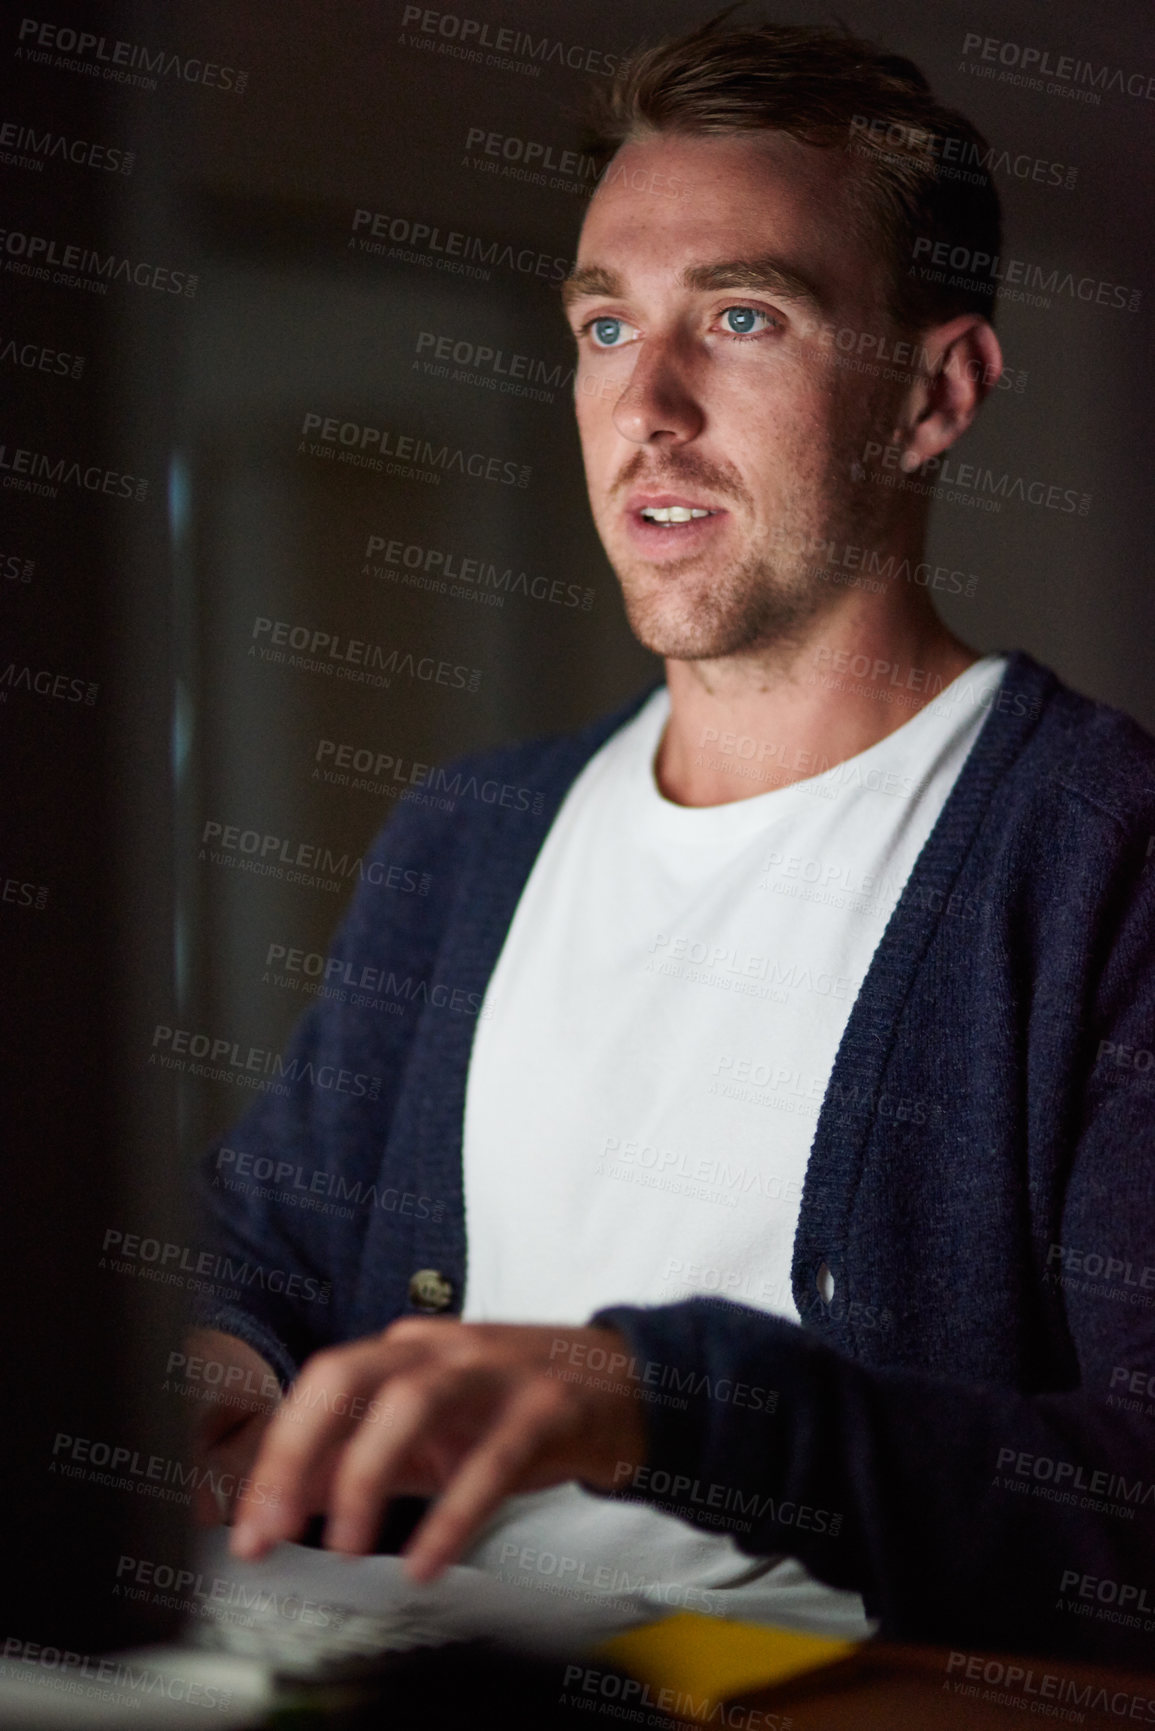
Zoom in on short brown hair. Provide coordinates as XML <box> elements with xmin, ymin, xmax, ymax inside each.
<box><xmin>582</xmin><ymin>10</ymin><xmax>1003</xmax><ymax>329</ymax></box>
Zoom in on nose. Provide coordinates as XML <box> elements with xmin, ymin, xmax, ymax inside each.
<box><xmin>611</xmin><ymin>335</ymin><xmax>704</xmax><ymax>446</ymax></box>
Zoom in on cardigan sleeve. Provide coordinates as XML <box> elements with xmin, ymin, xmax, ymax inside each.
<box><xmin>592</xmin><ymin>814</ymin><xmax>1155</xmax><ymax>1669</ymax></box>
<box><xmin>189</xmin><ymin>787</ymin><xmax>468</xmax><ymax>1384</ymax></box>
<box><xmin>591</xmin><ymin>1286</ymin><xmax>1155</xmax><ymax>1667</ymax></box>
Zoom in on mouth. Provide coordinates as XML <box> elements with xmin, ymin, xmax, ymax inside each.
<box><xmin>638</xmin><ymin>504</ymin><xmax>714</xmax><ymax>524</ymax></box>
<box><xmin>623</xmin><ymin>492</ymin><xmax>728</xmax><ymax>558</ymax></box>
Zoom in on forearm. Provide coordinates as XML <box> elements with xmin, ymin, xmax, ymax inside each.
<box><xmin>184</xmin><ymin>1328</ymin><xmax>284</xmax><ymax>1424</ymax></box>
<box><xmin>192</xmin><ymin>1133</ymin><xmax>330</xmax><ymax>1386</ymax></box>
<box><xmin>184</xmin><ymin>1328</ymin><xmax>282</xmax><ymax>1524</ymax></box>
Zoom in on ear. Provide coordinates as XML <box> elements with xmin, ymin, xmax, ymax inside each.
<box><xmin>890</xmin><ymin>316</ymin><xmax>1004</xmax><ymax>474</ymax></box>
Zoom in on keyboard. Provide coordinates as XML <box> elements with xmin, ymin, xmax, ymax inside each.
<box><xmin>189</xmin><ymin>1593</ymin><xmax>452</xmax><ymax>1681</ymax></box>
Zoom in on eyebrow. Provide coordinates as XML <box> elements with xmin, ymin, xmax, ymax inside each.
<box><xmin>559</xmin><ymin>254</ymin><xmax>827</xmax><ymax>317</ymax></box>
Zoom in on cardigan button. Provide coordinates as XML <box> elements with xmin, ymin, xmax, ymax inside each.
<box><xmin>408</xmin><ymin>1269</ymin><xmax>454</xmax><ymax>1313</ymax></box>
<box><xmin>816</xmin><ymin>1262</ymin><xmax>835</xmax><ymax>1304</ymax></box>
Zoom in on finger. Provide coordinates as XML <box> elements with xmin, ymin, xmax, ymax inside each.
<box><xmin>231</xmin><ymin>1324</ymin><xmax>460</xmax><ymax>1557</ymax></box>
<box><xmin>402</xmin><ymin>1377</ymin><xmax>572</xmax><ymax>1582</ymax></box>
<box><xmin>192</xmin><ymin>1479</ymin><xmax>226</xmax><ymax>1527</ymax></box>
<box><xmin>230</xmin><ymin>1341</ymin><xmax>390</xmax><ymax>1557</ymax></box>
<box><xmin>322</xmin><ymin>1367</ymin><xmax>456</xmax><ymax>1554</ymax></box>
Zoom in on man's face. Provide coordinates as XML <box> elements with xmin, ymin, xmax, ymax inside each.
<box><xmin>565</xmin><ymin>130</ymin><xmax>913</xmax><ymax>662</ymax></box>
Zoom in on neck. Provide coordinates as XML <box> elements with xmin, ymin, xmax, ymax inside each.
<box><xmin>654</xmin><ymin>588</ymin><xmax>978</xmax><ymax>808</ymax></box>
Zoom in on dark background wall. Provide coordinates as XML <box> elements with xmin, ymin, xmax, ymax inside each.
<box><xmin>1</xmin><ymin>0</ymin><xmax>1151</xmax><ymax>1653</ymax></box>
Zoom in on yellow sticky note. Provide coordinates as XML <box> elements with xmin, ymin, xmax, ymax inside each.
<box><xmin>597</xmin><ymin>1611</ymin><xmax>857</xmax><ymax>1721</ymax></box>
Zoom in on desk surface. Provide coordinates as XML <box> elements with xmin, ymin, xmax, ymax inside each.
<box><xmin>256</xmin><ymin>1638</ymin><xmax>1155</xmax><ymax>1730</ymax></box>
<box><xmin>734</xmin><ymin>1640</ymin><xmax>1155</xmax><ymax>1730</ymax></box>
<box><xmin>3</xmin><ymin>1633</ymin><xmax>1153</xmax><ymax>1730</ymax></box>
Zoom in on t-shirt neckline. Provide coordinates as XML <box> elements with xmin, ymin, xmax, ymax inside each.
<box><xmin>620</xmin><ymin>652</ymin><xmax>1010</xmax><ymax>844</ymax></box>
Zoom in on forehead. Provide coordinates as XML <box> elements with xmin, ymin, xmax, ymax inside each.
<box><xmin>575</xmin><ymin>130</ymin><xmax>883</xmax><ymax>312</ymax></box>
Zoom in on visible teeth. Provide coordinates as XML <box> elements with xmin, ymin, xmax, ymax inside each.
<box><xmin>640</xmin><ymin>506</ymin><xmax>712</xmax><ymax>523</ymax></box>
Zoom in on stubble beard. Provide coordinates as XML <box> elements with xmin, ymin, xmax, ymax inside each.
<box><xmin>605</xmin><ymin>475</ymin><xmax>894</xmax><ymax>666</ymax></box>
<box><xmin>601</xmin><ymin>399</ymin><xmax>902</xmax><ymax>664</ymax></box>
<box><xmin>613</xmin><ymin>534</ymin><xmax>824</xmax><ymax>662</ymax></box>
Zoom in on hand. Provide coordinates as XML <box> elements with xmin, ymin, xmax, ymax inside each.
<box><xmin>228</xmin><ymin>1319</ymin><xmax>648</xmax><ymax>1581</ymax></box>
<box><xmin>185</xmin><ymin>1328</ymin><xmax>282</xmax><ymax>1526</ymax></box>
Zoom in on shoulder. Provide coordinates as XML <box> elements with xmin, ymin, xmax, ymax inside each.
<box><xmin>358</xmin><ymin>677</ymin><xmax>665</xmax><ymax>870</ymax></box>
<box><xmin>452</xmin><ymin>677</ymin><xmax>666</xmax><ymax>787</ymax></box>
<box><xmin>1006</xmin><ymin>651</ymin><xmax>1155</xmax><ymax>834</ymax></box>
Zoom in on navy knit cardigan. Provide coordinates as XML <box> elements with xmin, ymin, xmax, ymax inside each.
<box><xmin>195</xmin><ymin>649</ymin><xmax>1155</xmax><ymax>1667</ymax></box>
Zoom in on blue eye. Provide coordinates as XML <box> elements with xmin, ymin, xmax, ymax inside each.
<box><xmin>591</xmin><ymin>317</ymin><xmax>624</xmax><ymax>347</ymax></box>
<box><xmin>722</xmin><ymin>306</ymin><xmax>764</xmax><ymax>335</ymax></box>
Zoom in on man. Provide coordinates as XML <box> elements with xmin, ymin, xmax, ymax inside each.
<box><xmin>192</xmin><ymin>17</ymin><xmax>1155</xmax><ymax>1665</ymax></box>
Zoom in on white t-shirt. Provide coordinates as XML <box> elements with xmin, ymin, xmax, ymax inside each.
<box><xmin>458</xmin><ymin>654</ymin><xmax>1008</xmax><ymax>1636</ymax></box>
